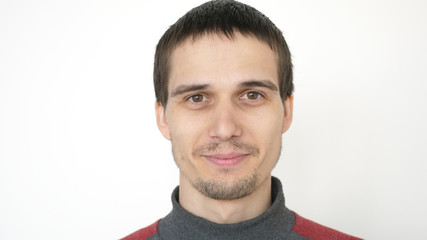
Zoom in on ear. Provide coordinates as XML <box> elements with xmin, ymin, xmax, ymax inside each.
<box><xmin>282</xmin><ymin>95</ymin><xmax>294</xmax><ymax>133</ymax></box>
<box><xmin>155</xmin><ymin>102</ymin><xmax>171</xmax><ymax>140</ymax></box>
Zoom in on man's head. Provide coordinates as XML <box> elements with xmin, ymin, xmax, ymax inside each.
<box><xmin>154</xmin><ymin>0</ymin><xmax>293</xmax><ymax>107</ymax></box>
<box><xmin>154</xmin><ymin>0</ymin><xmax>293</xmax><ymax>201</ymax></box>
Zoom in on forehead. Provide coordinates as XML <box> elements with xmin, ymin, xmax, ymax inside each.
<box><xmin>168</xmin><ymin>33</ymin><xmax>279</xmax><ymax>91</ymax></box>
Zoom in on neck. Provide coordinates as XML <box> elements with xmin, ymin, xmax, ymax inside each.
<box><xmin>179</xmin><ymin>173</ymin><xmax>272</xmax><ymax>224</ymax></box>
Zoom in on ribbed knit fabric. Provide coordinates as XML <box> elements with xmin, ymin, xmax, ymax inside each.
<box><xmin>122</xmin><ymin>177</ymin><xmax>362</xmax><ymax>240</ymax></box>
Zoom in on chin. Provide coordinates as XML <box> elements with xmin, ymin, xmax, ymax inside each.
<box><xmin>191</xmin><ymin>171</ymin><xmax>259</xmax><ymax>200</ymax></box>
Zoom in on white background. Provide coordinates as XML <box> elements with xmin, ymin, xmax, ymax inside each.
<box><xmin>1</xmin><ymin>0</ymin><xmax>426</xmax><ymax>239</ymax></box>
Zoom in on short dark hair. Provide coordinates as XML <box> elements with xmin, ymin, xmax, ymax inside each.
<box><xmin>154</xmin><ymin>0</ymin><xmax>293</xmax><ymax>106</ymax></box>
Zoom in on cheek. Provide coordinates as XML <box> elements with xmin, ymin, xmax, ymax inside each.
<box><xmin>168</xmin><ymin>113</ymin><xmax>208</xmax><ymax>151</ymax></box>
<box><xmin>246</xmin><ymin>108</ymin><xmax>284</xmax><ymax>150</ymax></box>
<box><xmin>247</xmin><ymin>105</ymin><xmax>284</xmax><ymax>130</ymax></box>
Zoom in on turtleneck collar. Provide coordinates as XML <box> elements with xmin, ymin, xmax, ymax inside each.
<box><xmin>156</xmin><ymin>177</ymin><xmax>296</xmax><ymax>240</ymax></box>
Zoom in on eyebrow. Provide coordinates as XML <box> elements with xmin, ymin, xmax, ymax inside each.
<box><xmin>170</xmin><ymin>84</ymin><xmax>210</xmax><ymax>97</ymax></box>
<box><xmin>238</xmin><ymin>80</ymin><xmax>279</xmax><ymax>92</ymax></box>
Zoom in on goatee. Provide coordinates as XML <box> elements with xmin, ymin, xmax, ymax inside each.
<box><xmin>191</xmin><ymin>171</ymin><xmax>258</xmax><ymax>200</ymax></box>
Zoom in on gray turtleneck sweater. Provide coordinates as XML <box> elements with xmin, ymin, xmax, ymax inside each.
<box><xmin>122</xmin><ymin>177</ymin><xmax>362</xmax><ymax>240</ymax></box>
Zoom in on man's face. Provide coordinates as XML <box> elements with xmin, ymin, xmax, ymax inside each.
<box><xmin>156</xmin><ymin>33</ymin><xmax>293</xmax><ymax>200</ymax></box>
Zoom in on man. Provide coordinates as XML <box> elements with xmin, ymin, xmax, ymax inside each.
<box><xmin>122</xmin><ymin>1</ymin><xmax>361</xmax><ymax>239</ymax></box>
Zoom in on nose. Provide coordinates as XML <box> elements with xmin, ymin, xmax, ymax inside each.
<box><xmin>208</xmin><ymin>101</ymin><xmax>242</xmax><ymax>141</ymax></box>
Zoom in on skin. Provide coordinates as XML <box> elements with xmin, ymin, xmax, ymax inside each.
<box><xmin>156</xmin><ymin>33</ymin><xmax>293</xmax><ymax>224</ymax></box>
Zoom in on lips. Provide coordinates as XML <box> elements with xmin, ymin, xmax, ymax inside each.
<box><xmin>204</xmin><ymin>152</ymin><xmax>249</xmax><ymax>167</ymax></box>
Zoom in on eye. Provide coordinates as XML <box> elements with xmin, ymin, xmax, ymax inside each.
<box><xmin>188</xmin><ymin>94</ymin><xmax>206</xmax><ymax>103</ymax></box>
<box><xmin>241</xmin><ymin>91</ymin><xmax>262</xmax><ymax>100</ymax></box>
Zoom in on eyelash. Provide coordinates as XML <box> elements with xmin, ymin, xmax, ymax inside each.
<box><xmin>187</xmin><ymin>94</ymin><xmax>208</xmax><ymax>103</ymax></box>
<box><xmin>240</xmin><ymin>91</ymin><xmax>264</xmax><ymax>101</ymax></box>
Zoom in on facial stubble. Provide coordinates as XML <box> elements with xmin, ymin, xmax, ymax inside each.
<box><xmin>172</xmin><ymin>139</ymin><xmax>281</xmax><ymax>201</ymax></box>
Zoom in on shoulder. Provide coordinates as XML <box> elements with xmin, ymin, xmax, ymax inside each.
<box><xmin>120</xmin><ymin>219</ymin><xmax>161</xmax><ymax>240</ymax></box>
<box><xmin>291</xmin><ymin>212</ymin><xmax>363</xmax><ymax>240</ymax></box>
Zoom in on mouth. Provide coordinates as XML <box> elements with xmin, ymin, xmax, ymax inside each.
<box><xmin>203</xmin><ymin>152</ymin><xmax>249</xmax><ymax>167</ymax></box>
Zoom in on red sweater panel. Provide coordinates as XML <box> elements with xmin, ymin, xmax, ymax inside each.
<box><xmin>120</xmin><ymin>219</ymin><xmax>160</xmax><ymax>240</ymax></box>
<box><xmin>292</xmin><ymin>212</ymin><xmax>363</xmax><ymax>240</ymax></box>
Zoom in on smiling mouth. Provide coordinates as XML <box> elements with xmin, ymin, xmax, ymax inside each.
<box><xmin>203</xmin><ymin>152</ymin><xmax>249</xmax><ymax>167</ymax></box>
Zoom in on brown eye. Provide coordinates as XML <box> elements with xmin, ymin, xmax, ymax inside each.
<box><xmin>190</xmin><ymin>94</ymin><xmax>204</xmax><ymax>102</ymax></box>
<box><xmin>246</xmin><ymin>92</ymin><xmax>260</xmax><ymax>100</ymax></box>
